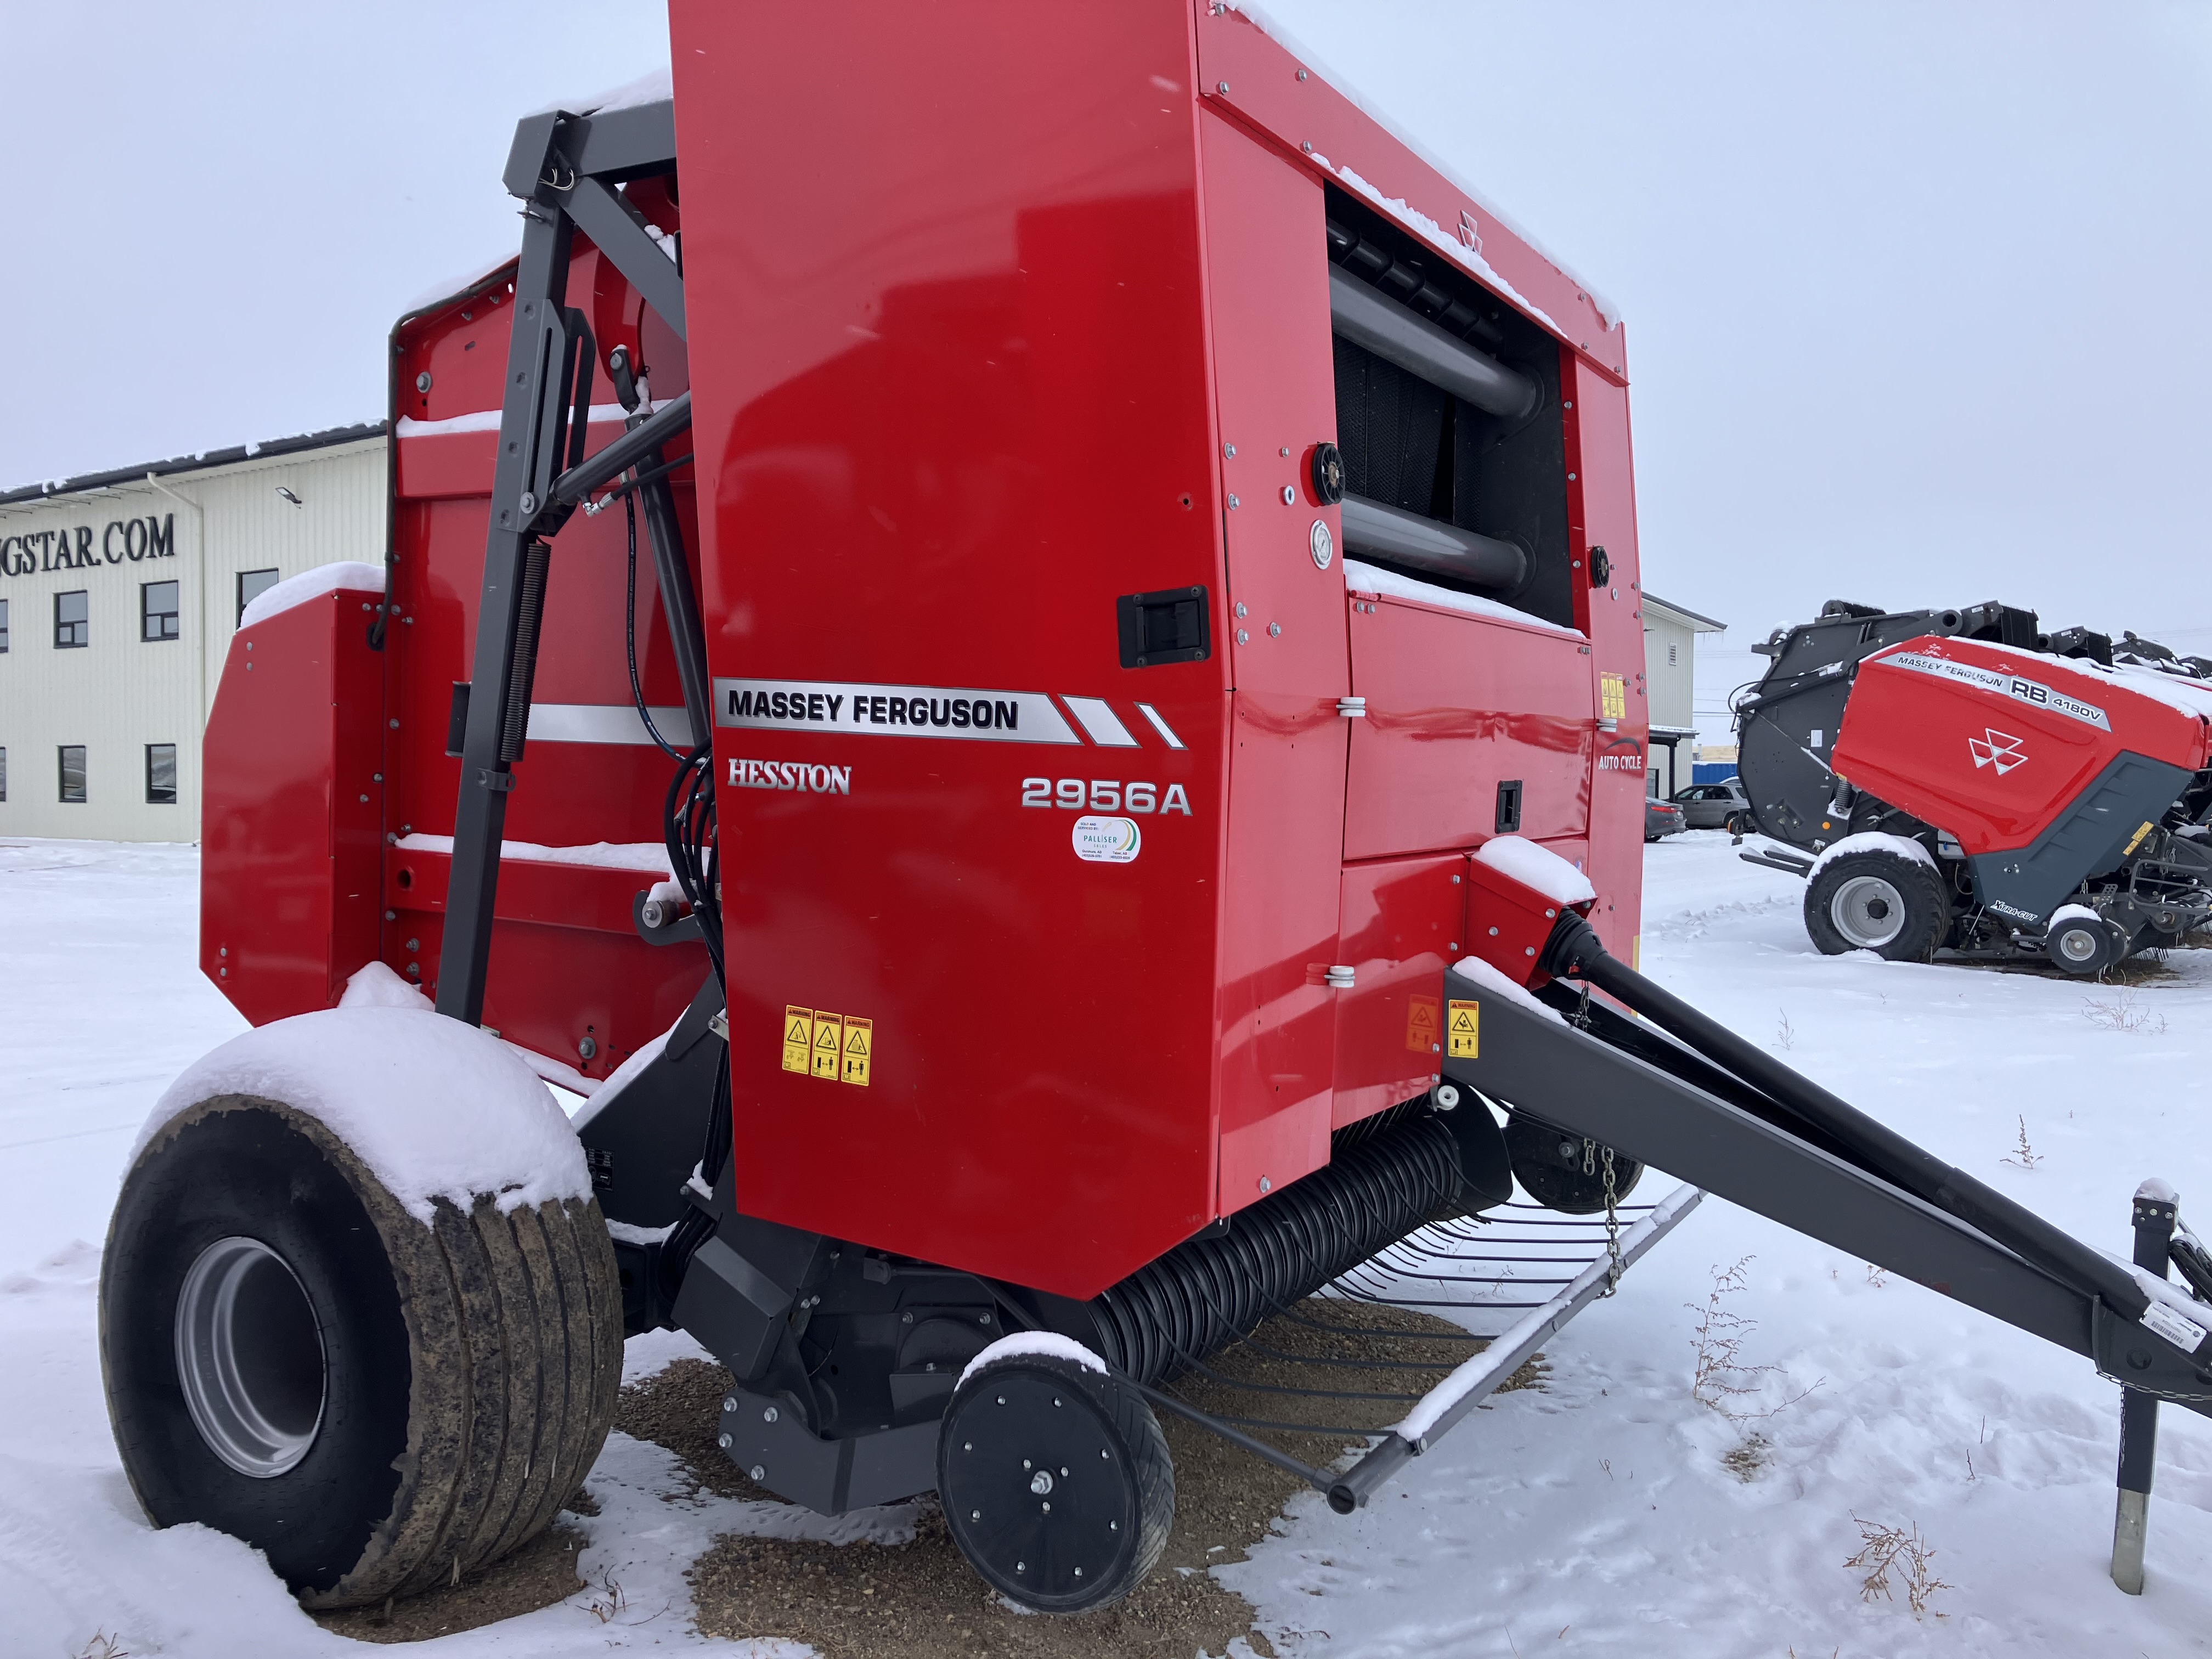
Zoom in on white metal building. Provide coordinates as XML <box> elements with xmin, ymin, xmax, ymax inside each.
<box><xmin>0</xmin><ymin>425</ymin><xmax>386</xmax><ymax>840</ymax></box>
<box><xmin>1642</xmin><ymin>592</ymin><xmax>1725</xmax><ymax>798</ymax></box>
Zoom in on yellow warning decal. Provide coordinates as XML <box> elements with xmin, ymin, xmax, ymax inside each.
<box><xmin>842</xmin><ymin>1017</ymin><xmax>873</xmax><ymax>1087</ymax></box>
<box><xmin>1446</xmin><ymin>1000</ymin><xmax>1479</xmax><ymax>1059</ymax></box>
<box><xmin>781</xmin><ymin>1007</ymin><xmax>813</xmax><ymax>1075</ymax></box>
<box><xmin>1405</xmin><ymin>995</ymin><xmax>1440</xmax><ymax>1054</ymax></box>
<box><xmin>2124</xmin><ymin>820</ymin><xmax>2155</xmax><ymax>857</ymax></box>
<box><xmin>811</xmin><ymin>1011</ymin><xmax>843</xmax><ymax>1079</ymax></box>
<box><xmin>1600</xmin><ymin>673</ymin><xmax>1627</xmax><ymax>722</ymax></box>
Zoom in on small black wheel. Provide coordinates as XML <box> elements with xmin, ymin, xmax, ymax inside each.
<box><xmin>1803</xmin><ymin>847</ymin><xmax>1948</xmax><ymax>962</ymax></box>
<box><xmin>938</xmin><ymin>1343</ymin><xmax>1172</xmax><ymax>1613</ymax></box>
<box><xmin>2047</xmin><ymin>913</ymin><xmax>2124</xmax><ymax>976</ymax></box>
<box><xmin>1502</xmin><ymin>1113</ymin><xmax>1643</xmax><ymax>1214</ymax></box>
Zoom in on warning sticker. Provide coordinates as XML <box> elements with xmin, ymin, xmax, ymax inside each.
<box><xmin>781</xmin><ymin>1007</ymin><xmax>813</xmax><ymax>1075</ymax></box>
<box><xmin>1600</xmin><ymin>673</ymin><xmax>1627</xmax><ymax>722</ymax></box>
<box><xmin>811</xmin><ymin>1012</ymin><xmax>843</xmax><ymax>1079</ymax></box>
<box><xmin>1405</xmin><ymin>995</ymin><xmax>1440</xmax><ymax>1054</ymax></box>
<box><xmin>1446</xmin><ymin>1000</ymin><xmax>1479</xmax><ymax>1059</ymax></box>
<box><xmin>841</xmin><ymin>1017</ymin><xmax>873</xmax><ymax>1087</ymax></box>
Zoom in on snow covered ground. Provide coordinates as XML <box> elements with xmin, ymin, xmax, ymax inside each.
<box><xmin>2</xmin><ymin>833</ymin><xmax>2207</xmax><ymax>1655</ymax></box>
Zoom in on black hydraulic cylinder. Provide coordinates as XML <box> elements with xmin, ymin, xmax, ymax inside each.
<box><xmin>550</xmin><ymin>391</ymin><xmax>692</xmax><ymax>513</ymax></box>
<box><xmin>1340</xmin><ymin>495</ymin><xmax>1528</xmax><ymax>591</ymax></box>
<box><xmin>1328</xmin><ymin>267</ymin><xmax>1537</xmax><ymax>420</ymax></box>
<box><xmin>1537</xmin><ymin>912</ymin><xmax>2151</xmax><ymax>1322</ymax></box>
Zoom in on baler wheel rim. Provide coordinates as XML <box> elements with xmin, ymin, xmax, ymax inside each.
<box><xmin>1829</xmin><ymin>873</ymin><xmax>1909</xmax><ymax>950</ymax></box>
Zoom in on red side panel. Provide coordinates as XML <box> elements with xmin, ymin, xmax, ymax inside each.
<box><xmin>1566</xmin><ymin>362</ymin><xmax>1647</xmax><ymax>957</ymax></box>
<box><xmin>200</xmin><ymin>588</ymin><xmax>384</xmax><ymax>1022</ymax></box>
<box><xmin>672</xmin><ymin>0</ymin><xmax>1226</xmax><ymax>1297</ymax></box>
<box><xmin>1345</xmin><ymin>592</ymin><xmax>1595</xmax><ymax>860</ymax></box>
<box><xmin>1190</xmin><ymin>2</ymin><xmax>1624</xmax><ymax>380</ymax></box>
<box><xmin>1834</xmin><ymin>638</ymin><xmax>2212</xmax><ymax>853</ymax></box>
<box><xmin>1201</xmin><ymin>111</ymin><xmax>1347</xmax><ymax>1214</ymax></box>
<box><xmin>1330</xmin><ymin>854</ymin><xmax>1464</xmax><ymax>1128</ymax></box>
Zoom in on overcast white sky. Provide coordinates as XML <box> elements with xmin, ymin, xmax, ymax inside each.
<box><xmin>5</xmin><ymin>2</ymin><xmax>2208</xmax><ymax>722</ymax></box>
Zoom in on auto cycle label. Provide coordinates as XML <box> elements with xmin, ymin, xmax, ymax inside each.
<box><xmin>1880</xmin><ymin>651</ymin><xmax>2110</xmax><ymax>731</ymax></box>
<box><xmin>1071</xmin><ymin>815</ymin><xmax>1142</xmax><ymax>862</ymax></box>
<box><xmin>714</xmin><ymin>678</ymin><xmax>1080</xmax><ymax>744</ymax></box>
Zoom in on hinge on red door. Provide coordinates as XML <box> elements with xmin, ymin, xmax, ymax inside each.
<box><xmin>1325</xmin><ymin>964</ymin><xmax>1356</xmax><ymax>989</ymax></box>
<box><xmin>1337</xmin><ymin>697</ymin><xmax>1367</xmax><ymax>718</ymax></box>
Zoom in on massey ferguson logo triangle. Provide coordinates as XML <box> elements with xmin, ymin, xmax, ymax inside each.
<box><xmin>1968</xmin><ymin>729</ymin><xmax>2029</xmax><ymax>775</ymax></box>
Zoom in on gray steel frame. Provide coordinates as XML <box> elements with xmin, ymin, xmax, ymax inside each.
<box><xmin>1447</xmin><ymin>922</ymin><xmax>2212</xmax><ymax>1415</ymax></box>
<box><xmin>433</xmin><ymin>99</ymin><xmax>696</xmax><ymax>1024</ymax></box>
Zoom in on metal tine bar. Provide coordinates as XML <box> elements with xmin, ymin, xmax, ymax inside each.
<box><xmin>1163</xmin><ymin>1225</ymin><xmax>1487</xmax><ymax>1375</ymax></box>
<box><xmin>1155</xmin><ymin>1399</ymin><xmax>1399</xmax><ymax>1440</ymax></box>
<box><xmin>1371</xmin><ymin>1283</ymin><xmax>1583</xmax><ymax>1291</ymax></box>
<box><xmin>1269</xmin><ymin>1302</ymin><xmax>1487</xmax><ymax>1344</ymax></box>
<box><xmin>1158</xmin><ymin>1352</ymin><xmax>1432</xmax><ymax>1405</ymax></box>
<box><xmin>1123</xmin><ymin>1379</ymin><xmax>1340</xmax><ymax>1494</ymax></box>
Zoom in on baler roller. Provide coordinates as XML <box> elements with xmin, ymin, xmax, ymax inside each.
<box><xmin>1082</xmin><ymin>1107</ymin><xmax>1474</xmax><ymax>1387</ymax></box>
<box><xmin>1327</xmin><ymin>264</ymin><xmax>1538</xmax><ymax>421</ymax></box>
<box><xmin>1339</xmin><ymin>493</ymin><xmax>1530</xmax><ymax>591</ymax></box>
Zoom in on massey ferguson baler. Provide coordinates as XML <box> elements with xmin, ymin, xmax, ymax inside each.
<box><xmin>1735</xmin><ymin>599</ymin><xmax>2212</xmax><ymax>970</ymax></box>
<box><xmin>100</xmin><ymin>4</ymin><xmax>2212</xmax><ymax>1620</ymax></box>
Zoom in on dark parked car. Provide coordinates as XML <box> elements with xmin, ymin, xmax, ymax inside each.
<box><xmin>1671</xmin><ymin>778</ymin><xmax>1750</xmax><ymax>831</ymax></box>
<box><xmin>1644</xmin><ymin>797</ymin><xmax>1686</xmax><ymax>841</ymax></box>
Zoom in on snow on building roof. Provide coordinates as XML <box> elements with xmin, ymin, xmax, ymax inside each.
<box><xmin>0</xmin><ymin>421</ymin><xmax>386</xmax><ymax>507</ymax></box>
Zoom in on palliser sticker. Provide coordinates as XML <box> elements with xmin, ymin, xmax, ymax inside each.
<box><xmin>1071</xmin><ymin>815</ymin><xmax>1142</xmax><ymax>863</ymax></box>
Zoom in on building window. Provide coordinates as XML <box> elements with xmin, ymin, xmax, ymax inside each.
<box><xmin>0</xmin><ymin>747</ymin><xmax>8</xmax><ymax>802</ymax></box>
<box><xmin>55</xmin><ymin>590</ymin><xmax>88</xmax><ymax>648</ymax></box>
<box><xmin>146</xmin><ymin>743</ymin><xmax>178</xmax><ymax>804</ymax></box>
<box><xmin>238</xmin><ymin>568</ymin><xmax>280</xmax><ymax>625</ymax></box>
<box><xmin>142</xmin><ymin>580</ymin><xmax>180</xmax><ymax>642</ymax></box>
<box><xmin>0</xmin><ymin>596</ymin><xmax>9</xmax><ymax>652</ymax></box>
<box><xmin>59</xmin><ymin>746</ymin><xmax>86</xmax><ymax>803</ymax></box>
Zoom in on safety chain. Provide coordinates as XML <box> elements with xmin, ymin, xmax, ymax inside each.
<box><xmin>1599</xmin><ymin>1146</ymin><xmax>1625</xmax><ymax>1296</ymax></box>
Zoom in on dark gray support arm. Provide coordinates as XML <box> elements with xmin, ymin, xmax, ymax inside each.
<box><xmin>434</xmin><ymin>190</ymin><xmax>575</xmax><ymax>1025</ymax></box>
<box><xmin>1440</xmin><ymin>952</ymin><xmax>2212</xmax><ymax>1414</ymax></box>
<box><xmin>565</xmin><ymin>174</ymin><xmax>686</xmax><ymax>341</ymax></box>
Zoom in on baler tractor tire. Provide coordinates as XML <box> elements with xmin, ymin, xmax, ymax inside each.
<box><xmin>938</xmin><ymin>1343</ymin><xmax>1173</xmax><ymax>1615</ymax></box>
<box><xmin>100</xmin><ymin>1095</ymin><xmax>622</xmax><ymax>1609</ymax></box>
<box><xmin>1803</xmin><ymin>849</ymin><xmax>1948</xmax><ymax>962</ymax></box>
<box><xmin>2046</xmin><ymin>915</ymin><xmax>2125</xmax><ymax>977</ymax></box>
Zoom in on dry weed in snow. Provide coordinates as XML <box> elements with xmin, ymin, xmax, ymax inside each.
<box><xmin>1689</xmin><ymin>1258</ymin><xmax>1820</xmax><ymax>1425</ymax></box>
<box><xmin>1774</xmin><ymin>1008</ymin><xmax>1797</xmax><ymax>1050</ymax></box>
<box><xmin>2000</xmin><ymin>1115</ymin><xmax>2041</xmax><ymax>1170</ymax></box>
<box><xmin>2084</xmin><ymin>988</ymin><xmax>2166</xmax><ymax>1035</ymax></box>
<box><xmin>74</xmin><ymin>1635</ymin><xmax>129</xmax><ymax>1659</ymax></box>
<box><xmin>1845</xmin><ymin>1516</ymin><xmax>1953</xmax><ymax>1617</ymax></box>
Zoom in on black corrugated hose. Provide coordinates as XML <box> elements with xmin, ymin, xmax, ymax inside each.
<box><xmin>1087</xmin><ymin>1109</ymin><xmax>1468</xmax><ymax>1387</ymax></box>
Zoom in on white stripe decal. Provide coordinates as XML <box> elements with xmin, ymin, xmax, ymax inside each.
<box><xmin>713</xmin><ymin>678</ymin><xmax>1081</xmax><ymax>744</ymax></box>
<box><xmin>528</xmin><ymin>703</ymin><xmax>694</xmax><ymax>747</ymax></box>
<box><xmin>1060</xmin><ymin>696</ymin><xmax>1139</xmax><ymax>748</ymax></box>
<box><xmin>1134</xmin><ymin>702</ymin><xmax>1185</xmax><ymax>751</ymax></box>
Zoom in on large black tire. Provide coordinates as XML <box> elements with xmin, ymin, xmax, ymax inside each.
<box><xmin>938</xmin><ymin>1346</ymin><xmax>1173</xmax><ymax>1613</ymax></box>
<box><xmin>1803</xmin><ymin>848</ymin><xmax>1948</xmax><ymax>962</ymax></box>
<box><xmin>101</xmin><ymin>1095</ymin><xmax>622</xmax><ymax>1607</ymax></box>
